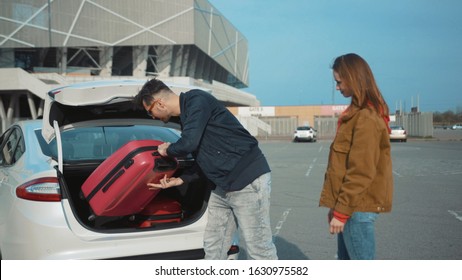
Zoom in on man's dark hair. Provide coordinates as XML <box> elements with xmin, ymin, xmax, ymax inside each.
<box><xmin>133</xmin><ymin>78</ymin><xmax>170</xmax><ymax>109</ymax></box>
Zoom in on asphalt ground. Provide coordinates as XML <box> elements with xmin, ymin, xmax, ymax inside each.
<box><xmin>237</xmin><ymin>129</ymin><xmax>462</xmax><ymax>260</ymax></box>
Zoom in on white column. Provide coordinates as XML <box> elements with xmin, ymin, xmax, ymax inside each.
<box><xmin>132</xmin><ymin>46</ymin><xmax>148</xmax><ymax>77</ymax></box>
<box><xmin>99</xmin><ymin>47</ymin><xmax>113</xmax><ymax>77</ymax></box>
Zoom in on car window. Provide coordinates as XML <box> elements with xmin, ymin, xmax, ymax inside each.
<box><xmin>36</xmin><ymin>125</ymin><xmax>180</xmax><ymax>162</ymax></box>
<box><xmin>0</xmin><ymin>127</ymin><xmax>25</xmax><ymax>166</ymax></box>
<box><xmin>297</xmin><ymin>127</ymin><xmax>311</xmax><ymax>130</ymax></box>
<box><xmin>0</xmin><ymin>130</ymin><xmax>8</xmax><ymax>165</ymax></box>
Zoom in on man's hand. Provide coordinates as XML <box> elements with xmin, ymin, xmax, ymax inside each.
<box><xmin>158</xmin><ymin>142</ymin><xmax>170</xmax><ymax>157</ymax></box>
<box><xmin>148</xmin><ymin>174</ymin><xmax>183</xmax><ymax>190</ymax></box>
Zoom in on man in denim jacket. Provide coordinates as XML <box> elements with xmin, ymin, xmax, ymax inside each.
<box><xmin>134</xmin><ymin>78</ymin><xmax>277</xmax><ymax>260</ymax></box>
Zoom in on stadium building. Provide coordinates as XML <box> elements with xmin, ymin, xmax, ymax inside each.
<box><xmin>0</xmin><ymin>0</ymin><xmax>259</xmax><ymax>132</ymax></box>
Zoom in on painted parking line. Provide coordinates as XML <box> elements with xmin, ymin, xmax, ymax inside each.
<box><xmin>305</xmin><ymin>158</ymin><xmax>317</xmax><ymax>177</ymax></box>
<box><xmin>273</xmin><ymin>208</ymin><xmax>291</xmax><ymax>237</ymax></box>
<box><xmin>448</xmin><ymin>210</ymin><xmax>462</xmax><ymax>222</ymax></box>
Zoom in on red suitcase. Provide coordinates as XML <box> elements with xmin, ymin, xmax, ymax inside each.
<box><xmin>137</xmin><ymin>195</ymin><xmax>183</xmax><ymax>228</ymax></box>
<box><xmin>81</xmin><ymin>139</ymin><xmax>178</xmax><ymax>217</ymax></box>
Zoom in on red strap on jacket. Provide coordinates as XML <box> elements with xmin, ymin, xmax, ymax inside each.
<box><xmin>333</xmin><ymin>211</ymin><xmax>350</xmax><ymax>224</ymax></box>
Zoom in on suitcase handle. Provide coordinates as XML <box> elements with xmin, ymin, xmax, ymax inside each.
<box><xmin>154</xmin><ymin>157</ymin><xmax>178</xmax><ymax>172</ymax></box>
<box><xmin>102</xmin><ymin>169</ymin><xmax>125</xmax><ymax>193</ymax></box>
<box><xmin>124</xmin><ymin>159</ymin><xmax>134</xmax><ymax>169</ymax></box>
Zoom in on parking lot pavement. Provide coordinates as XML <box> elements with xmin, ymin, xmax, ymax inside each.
<box><xmin>250</xmin><ymin>139</ymin><xmax>462</xmax><ymax>260</ymax></box>
<box><xmin>432</xmin><ymin>128</ymin><xmax>462</xmax><ymax>141</ymax></box>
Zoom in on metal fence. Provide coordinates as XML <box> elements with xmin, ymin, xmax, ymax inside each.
<box><xmin>252</xmin><ymin>111</ymin><xmax>434</xmax><ymax>139</ymax></box>
<box><xmin>259</xmin><ymin>116</ymin><xmax>298</xmax><ymax>137</ymax></box>
<box><xmin>313</xmin><ymin>116</ymin><xmax>338</xmax><ymax>139</ymax></box>
<box><xmin>257</xmin><ymin>115</ymin><xmax>337</xmax><ymax>139</ymax></box>
<box><xmin>392</xmin><ymin>112</ymin><xmax>433</xmax><ymax>138</ymax></box>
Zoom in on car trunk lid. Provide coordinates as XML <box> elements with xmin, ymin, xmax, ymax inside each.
<box><xmin>41</xmin><ymin>80</ymin><xmax>208</xmax><ymax>171</ymax></box>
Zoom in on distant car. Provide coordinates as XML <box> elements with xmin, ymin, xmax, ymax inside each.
<box><xmin>0</xmin><ymin>80</ymin><xmax>217</xmax><ymax>260</ymax></box>
<box><xmin>389</xmin><ymin>125</ymin><xmax>407</xmax><ymax>142</ymax></box>
<box><xmin>293</xmin><ymin>126</ymin><xmax>317</xmax><ymax>142</ymax></box>
<box><xmin>451</xmin><ymin>124</ymin><xmax>462</xmax><ymax>130</ymax></box>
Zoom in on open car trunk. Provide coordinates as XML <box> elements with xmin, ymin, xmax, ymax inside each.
<box><xmin>44</xmin><ymin>120</ymin><xmax>212</xmax><ymax>232</ymax></box>
<box><xmin>60</xmin><ymin>159</ymin><xmax>209</xmax><ymax>232</ymax></box>
<box><xmin>36</xmin><ymin>117</ymin><xmax>210</xmax><ymax>232</ymax></box>
<box><xmin>38</xmin><ymin>80</ymin><xmax>213</xmax><ymax>233</ymax></box>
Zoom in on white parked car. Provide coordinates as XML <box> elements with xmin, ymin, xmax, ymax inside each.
<box><xmin>293</xmin><ymin>126</ymin><xmax>317</xmax><ymax>142</ymax></box>
<box><xmin>451</xmin><ymin>124</ymin><xmax>462</xmax><ymax>130</ymax></box>
<box><xmin>389</xmin><ymin>125</ymin><xmax>407</xmax><ymax>142</ymax></box>
<box><xmin>0</xmin><ymin>80</ymin><xmax>223</xmax><ymax>260</ymax></box>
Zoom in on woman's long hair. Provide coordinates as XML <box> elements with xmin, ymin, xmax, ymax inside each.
<box><xmin>332</xmin><ymin>53</ymin><xmax>389</xmax><ymax>121</ymax></box>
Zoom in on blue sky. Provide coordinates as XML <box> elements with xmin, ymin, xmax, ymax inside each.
<box><xmin>209</xmin><ymin>0</ymin><xmax>462</xmax><ymax>113</ymax></box>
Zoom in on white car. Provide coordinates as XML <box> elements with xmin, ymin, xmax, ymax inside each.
<box><xmin>389</xmin><ymin>125</ymin><xmax>407</xmax><ymax>142</ymax></box>
<box><xmin>293</xmin><ymin>126</ymin><xmax>317</xmax><ymax>142</ymax></box>
<box><xmin>451</xmin><ymin>124</ymin><xmax>462</xmax><ymax>130</ymax></box>
<box><xmin>0</xmin><ymin>80</ymin><xmax>219</xmax><ymax>260</ymax></box>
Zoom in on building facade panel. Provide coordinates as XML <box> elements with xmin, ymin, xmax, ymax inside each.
<box><xmin>0</xmin><ymin>0</ymin><xmax>247</xmax><ymax>86</ymax></box>
<box><xmin>194</xmin><ymin>0</ymin><xmax>249</xmax><ymax>86</ymax></box>
<box><xmin>0</xmin><ymin>0</ymin><xmax>197</xmax><ymax>48</ymax></box>
<box><xmin>275</xmin><ymin>106</ymin><xmax>323</xmax><ymax>127</ymax></box>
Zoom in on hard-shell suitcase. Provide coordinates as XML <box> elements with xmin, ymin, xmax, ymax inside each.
<box><xmin>137</xmin><ymin>195</ymin><xmax>183</xmax><ymax>228</ymax></box>
<box><xmin>81</xmin><ymin>139</ymin><xmax>178</xmax><ymax>218</ymax></box>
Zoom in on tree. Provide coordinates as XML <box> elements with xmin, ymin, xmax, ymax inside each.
<box><xmin>433</xmin><ymin>110</ymin><xmax>460</xmax><ymax>125</ymax></box>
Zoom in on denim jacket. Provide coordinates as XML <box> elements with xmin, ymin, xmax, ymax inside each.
<box><xmin>319</xmin><ymin>108</ymin><xmax>394</xmax><ymax>215</ymax></box>
<box><xmin>167</xmin><ymin>90</ymin><xmax>270</xmax><ymax>191</ymax></box>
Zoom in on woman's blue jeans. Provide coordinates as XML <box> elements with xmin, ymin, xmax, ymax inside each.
<box><xmin>203</xmin><ymin>172</ymin><xmax>278</xmax><ymax>260</ymax></box>
<box><xmin>337</xmin><ymin>212</ymin><xmax>379</xmax><ymax>260</ymax></box>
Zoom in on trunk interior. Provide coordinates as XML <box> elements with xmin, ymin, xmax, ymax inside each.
<box><xmin>60</xmin><ymin>162</ymin><xmax>209</xmax><ymax>232</ymax></box>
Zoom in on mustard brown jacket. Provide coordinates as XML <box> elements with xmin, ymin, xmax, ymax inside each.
<box><xmin>319</xmin><ymin>108</ymin><xmax>393</xmax><ymax>216</ymax></box>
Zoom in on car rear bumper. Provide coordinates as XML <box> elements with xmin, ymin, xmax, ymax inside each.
<box><xmin>1</xmin><ymin>200</ymin><xmax>207</xmax><ymax>260</ymax></box>
<box><xmin>390</xmin><ymin>135</ymin><xmax>407</xmax><ymax>140</ymax></box>
<box><xmin>107</xmin><ymin>248</ymin><xmax>205</xmax><ymax>260</ymax></box>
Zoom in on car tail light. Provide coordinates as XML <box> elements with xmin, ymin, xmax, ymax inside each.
<box><xmin>16</xmin><ymin>177</ymin><xmax>61</xmax><ymax>202</ymax></box>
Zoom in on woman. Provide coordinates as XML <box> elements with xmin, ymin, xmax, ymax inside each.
<box><xmin>319</xmin><ymin>53</ymin><xmax>394</xmax><ymax>260</ymax></box>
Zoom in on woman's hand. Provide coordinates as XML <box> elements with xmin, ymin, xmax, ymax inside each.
<box><xmin>328</xmin><ymin>209</ymin><xmax>346</xmax><ymax>234</ymax></box>
<box><xmin>329</xmin><ymin>217</ymin><xmax>345</xmax><ymax>234</ymax></box>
